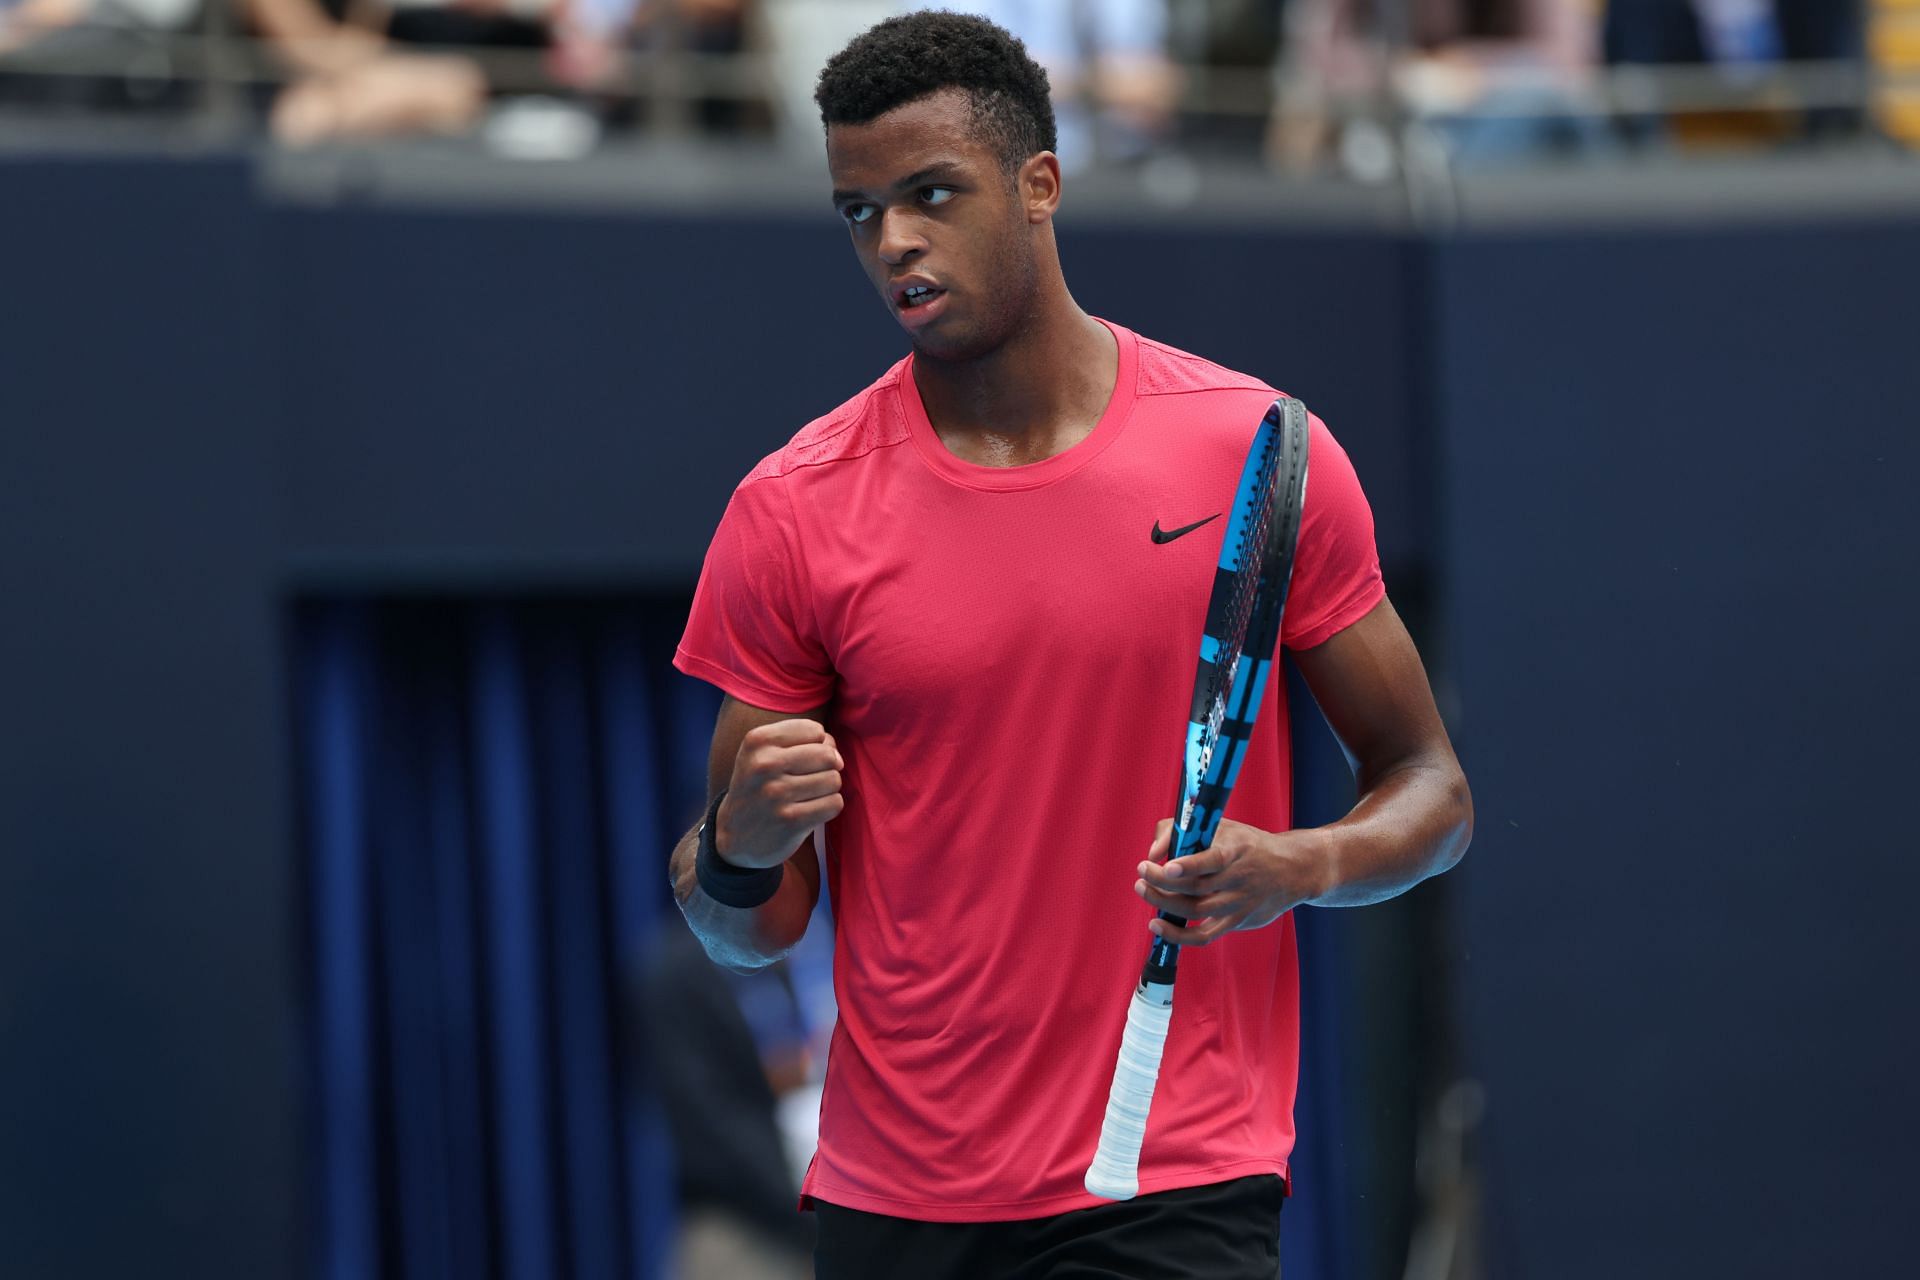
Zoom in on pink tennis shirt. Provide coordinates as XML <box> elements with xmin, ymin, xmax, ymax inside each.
<box><xmin>675</xmin><ymin>321</ymin><xmax>1384</xmax><ymax>1221</ymax></box>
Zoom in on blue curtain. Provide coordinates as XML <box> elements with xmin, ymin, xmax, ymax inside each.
<box><xmin>295</xmin><ymin>598</ymin><xmax>715</xmax><ymax>1280</ymax></box>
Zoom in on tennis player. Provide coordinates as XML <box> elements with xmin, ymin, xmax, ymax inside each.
<box><xmin>669</xmin><ymin>13</ymin><xmax>1473</xmax><ymax>1278</ymax></box>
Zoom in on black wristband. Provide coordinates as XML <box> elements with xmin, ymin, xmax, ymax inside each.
<box><xmin>695</xmin><ymin>788</ymin><xmax>783</xmax><ymax>909</ymax></box>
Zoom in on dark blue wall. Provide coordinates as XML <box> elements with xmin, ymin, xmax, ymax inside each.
<box><xmin>2</xmin><ymin>151</ymin><xmax>1910</xmax><ymax>1277</ymax></box>
<box><xmin>0</xmin><ymin>157</ymin><xmax>290</xmax><ymax>1277</ymax></box>
<box><xmin>1435</xmin><ymin>221</ymin><xmax>1919</xmax><ymax>1277</ymax></box>
<box><xmin>272</xmin><ymin>207</ymin><xmax>1425</xmax><ymax>579</ymax></box>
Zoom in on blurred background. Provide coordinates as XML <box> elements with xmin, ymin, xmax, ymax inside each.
<box><xmin>1</xmin><ymin>2</ymin><xmax>1915</xmax><ymax>1278</ymax></box>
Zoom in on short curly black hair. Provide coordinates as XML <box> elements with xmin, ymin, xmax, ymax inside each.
<box><xmin>814</xmin><ymin>11</ymin><xmax>1057</xmax><ymax>173</ymax></box>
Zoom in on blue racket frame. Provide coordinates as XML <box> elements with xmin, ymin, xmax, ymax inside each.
<box><xmin>1145</xmin><ymin>397</ymin><xmax>1310</xmax><ymax>980</ymax></box>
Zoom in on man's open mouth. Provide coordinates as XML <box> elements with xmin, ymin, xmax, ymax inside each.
<box><xmin>900</xmin><ymin>285</ymin><xmax>944</xmax><ymax>310</ymax></box>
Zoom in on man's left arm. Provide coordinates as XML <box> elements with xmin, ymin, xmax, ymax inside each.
<box><xmin>1135</xmin><ymin>598</ymin><xmax>1473</xmax><ymax>944</ymax></box>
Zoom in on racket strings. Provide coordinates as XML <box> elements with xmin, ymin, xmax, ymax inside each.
<box><xmin>1189</xmin><ymin>437</ymin><xmax>1284</xmax><ymax>779</ymax></box>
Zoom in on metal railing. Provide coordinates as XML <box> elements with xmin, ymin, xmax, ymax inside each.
<box><xmin>0</xmin><ymin>17</ymin><xmax>1910</xmax><ymax>157</ymax></box>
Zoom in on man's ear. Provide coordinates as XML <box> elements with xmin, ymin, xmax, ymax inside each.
<box><xmin>1021</xmin><ymin>152</ymin><xmax>1062</xmax><ymax>224</ymax></box>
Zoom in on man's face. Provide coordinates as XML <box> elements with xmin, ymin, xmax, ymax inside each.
<box><xmin>827</xmin><ymin>89</ymin><xmax>1040</xmax><ymax>363</ymax></box>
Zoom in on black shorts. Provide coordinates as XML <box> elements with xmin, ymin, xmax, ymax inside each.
<box><xmin>812</xmin><ymin>1174</ymin><xmax>1284</xmax><ymax>1280</ymax></box>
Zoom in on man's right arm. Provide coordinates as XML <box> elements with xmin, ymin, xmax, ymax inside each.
<box><xmin>669</xmin><ymin>696</ymin><xmax>841</xmax><ymax>973</ymax></box>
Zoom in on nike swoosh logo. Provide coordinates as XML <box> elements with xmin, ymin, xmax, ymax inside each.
<box><xmin>1150</xmin><ymin>513</ymin><xmax>1221</xmax><ymax>544</ymax></box>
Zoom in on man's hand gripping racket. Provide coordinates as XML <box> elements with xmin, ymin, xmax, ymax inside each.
<box><xmin>1084</xmin><ymin>397</ymin><xmax>1310</xmax><ymax>1201</ymax></box>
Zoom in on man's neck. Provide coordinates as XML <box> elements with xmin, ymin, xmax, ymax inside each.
<box><xmin>913</xmin><ymin>300</ymin><xmax>1119</xmax><ymax>469</ymax></box>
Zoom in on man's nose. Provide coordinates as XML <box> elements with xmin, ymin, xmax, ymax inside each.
<box><xmin>877</xmin><ymin>208</ymin><xmax>925</xmax><ymax>266</ymax></box>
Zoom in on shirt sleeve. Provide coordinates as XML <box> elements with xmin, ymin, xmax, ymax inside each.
<box><xmin>1281</xmin><ymin>413</ymin><xmax>1386</xmax><ymax>651</ymax></box>
<box><xmin>674</xmin><ymin>473</ymin><xmax>835</xmax><ymax>711</ymax></box>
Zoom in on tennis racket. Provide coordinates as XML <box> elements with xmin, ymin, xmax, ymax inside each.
<box><xmin>1084</xmin><ymin>395</ymin><xmax>1310</xmax><ymax>1201</ymax></box>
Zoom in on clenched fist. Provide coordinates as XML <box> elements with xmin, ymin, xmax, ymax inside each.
<box><xmin>715</xmin><ymin>719</ymin><xmax>845</xmax><ymax>870</ymax></box>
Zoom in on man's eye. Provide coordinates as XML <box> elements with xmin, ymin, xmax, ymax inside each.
<box><xmin>922</xmin><ymin>187</ymin><xmax>956</xmax><ymax>206</ymax></box>
<box><xmin>843</xmin><ymin>205</ymin><xmax>875</xmax><ymax>225</ymax></box>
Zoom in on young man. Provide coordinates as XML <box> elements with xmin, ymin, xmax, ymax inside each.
<box><xmin>669</xmin><ymin>12</ymin><xmax>1473</xmax><ymax>1277</ymax></box>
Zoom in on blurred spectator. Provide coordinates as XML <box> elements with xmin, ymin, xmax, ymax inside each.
<box><xmin>1398</xmin><ymin>0</ymin><xmax>1607</xmax><ymax>166</ymax></box>
<box><xmin>1604</xmin><ymin>0</ymin><xmax>1867</xmax><ymax>141</ymax></box>
<box><xmin>1605</xmin><ymin>0</ymin><xmax>1863</xmax><ymax>66</ymax></box>
<box><xmin>0</xmin><ymin>0</ymin><xmax>200</xmax><ymax>110</ymax></box>
<box><xmin>0</xmin><ymin>0</ymin><xmax>772</xmax><ymax>144</ymax></box>
<box><xmin>549</xmin><ymin>0</ymin><xmax>639</xmax><ymax>91</ymax></box>
<box><xmin>762</xmin><ymin>0</ymin><xmax>890</xmax><ymax>146</ymax></box>
<box><xmin>1269</xmin><ymin>0</ymin><xmax>1604</xmax><ymax>171</ymax></box>
<box><xmin>924</xmin><ymin>0</ymin><xmax>1181</xmax><ymax>168</ymax></box>
<box><xmin>633</xmin><ymin>920</ymin><xmax>814</xmax><ymax>1280</ymax></box>
<box><xmin>249</xmin><ymin>0</ymin><xmax>769</xmax><ymax>146</ymax></box>
<box><xmin>652</xmin><ymin>0</ymin><xmax>766</xmax><ymax>132</ymax></box>
<box><xmin>0</xmin><ymin>0</ymin><xmax>87</xmax><ymax>58</ymax></box>
<box><xmin>559</xmin><ymin>0</ymin><xmax>772</xmax><ymax>135</ymax></box>
<box><xmin>1165</xmin><ymin>0</ymin><xmax>1271</xmax><ymax>153</ymax></box>
<box><xmin>242</xmin><ymin>0</ymin><xmax>489</xmax><ymax>143</ymax></box>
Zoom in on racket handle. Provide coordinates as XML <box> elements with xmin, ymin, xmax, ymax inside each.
<box><xmin>1084</xmin><ymin>984</ymin><xmax>1174</xmax><ymax>1201</ymax></box>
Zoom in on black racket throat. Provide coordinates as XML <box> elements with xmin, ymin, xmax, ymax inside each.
<box><xmin>1140</xmin><ymin>953</ymin><xmax>1180</xmax><ymax>990</ymax></box>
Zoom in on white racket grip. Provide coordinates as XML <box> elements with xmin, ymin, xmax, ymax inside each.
<box><xmin>1084</xmin><ymin>986</ymin><xmax>1174</xmax><ymax>1200</ymax></box>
